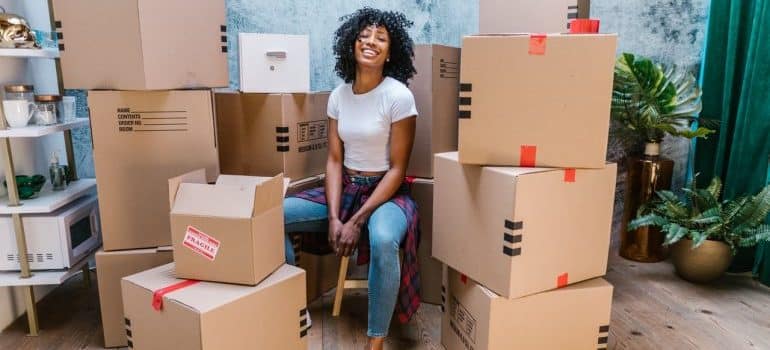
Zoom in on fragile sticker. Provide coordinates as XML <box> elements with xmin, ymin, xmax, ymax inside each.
<box><xmin>183</xmin><ymin>226</ymin><xmax>220</xmax><ymax>261</ymax></box>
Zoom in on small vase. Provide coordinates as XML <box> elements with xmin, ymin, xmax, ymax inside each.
<box><xmin>670</xmin><ymin>239</ymin><xmax>733</xmax><ymax>283</ymax></box>
<box><xmin>619</xmin><ymin>142</ymin><xmax>674</xmax><ymax>262</ymax></box>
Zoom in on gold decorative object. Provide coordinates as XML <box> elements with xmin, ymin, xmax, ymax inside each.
<box><xmin>670</xmin><ymin>239</ymin><xmax>733</xmax><ymax>283</ymax></box>
<box><xmin>620</xmin><ymin>142</ymin><xmax>674</xmax><ymax>262</ymax></box>
<box><xmin>0</xmin><ymin>7</ymin><xmax>39</xmax><ymax>49</ymax></box>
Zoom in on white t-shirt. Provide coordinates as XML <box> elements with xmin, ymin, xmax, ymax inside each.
<box><xmin>327</xmin><ymin>77</ymin><xmax>418</xmax><ymax>172</ymax></box>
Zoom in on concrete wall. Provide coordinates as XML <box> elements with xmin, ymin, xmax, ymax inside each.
<box><xmin>592</xmin><ymin>0</ymin><xmax>711</xmax><ymax>244</ymax></box>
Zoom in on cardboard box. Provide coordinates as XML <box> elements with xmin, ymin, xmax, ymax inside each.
<box><xmin>286</xmin><ymin>174</ymin><xmax>325</xmax><ymax>197</ymax></box>
<box><xmin>95</xmin><ymin>247</ymin><xmax>173</xmax><ymax>348</ymax></box>
<box><xmin>442</xmin><ymin>268</ymin><xmax>612</xmax><ymax>350</ymax></box>
<box><xmin>89</xmin><ymin>90</ymin><xmax>220</xmax><ymax>251</ymax></box>
<box><xmin>215</xmin><ymin>92</ymin><xmax>330</xmax><ymax>180</ymax></box>
<box><xmin>433</xmin><ymin>152</ymin><xmax>616</xmax><ymax>299</ymax></box>
<box><xmin>168</xmin><ymin>169</ymin><xmax>287</xmax><ymax>285</ymax></box>
<box><xmin>53</xmin><ymin>0</ymin><xmax>228</xmax><ymax>90</ymax></box>
<box><xmin>122</xmin><ymin>263</ymin><xmax>309</xmax><ymax>350</ymax></box>
<box><xmin>410</xmin><ymin>178</ymin><xmax>444</xmax><ymax>304</ymax></box>
<box><xmin>239</xmin><ymin>34</ymin><xmax>310</xmax><ymax>93</ymax></box>
<box><xmin>458</xmin><ymin>33</ymin><xmax>616</xmax><ymax>168</ymax></box>
<box><xmin>407</xmin><ymin>45</ymin><xmax>460</xmax><ymax>178</ymax></box>
<box><xmin>479</xmin><ymin>0</ymin><xmax>591</xmax><ymax>34</ymax></box>
<box><xmin>297</xmin><ymin>251</ymin><xmax>339</xmax><ymax>303</ymax></box>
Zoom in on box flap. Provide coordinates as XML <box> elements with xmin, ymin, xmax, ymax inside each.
<box><xmin>123</xmin><ymin>263</ymin><xmax>304</xmax><ymax>313</ymax></box>
<box><xmin>216</xmin><ymin>174</ymin><xmax>291</xmax><ymax>198</ymax></box>
<box><xmin>249</xmin><ymin>174</ymin><xmax>287</xmax><ymax>216</ymax></box>
<box><xmin>169</xmin><ymin>169</ymin><xmax>208</xmax><ymax>208</ymax></box>
<box><xmin>171</xmin><ymin>183</ymin><xmax>256</xmax><ymax>218</ymax></box>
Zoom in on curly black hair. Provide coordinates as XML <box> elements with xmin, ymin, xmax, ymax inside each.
<box><xmin>333</xmin><ymin>7</ymin><xmax>417</xmax><ymax>85</ymax></box>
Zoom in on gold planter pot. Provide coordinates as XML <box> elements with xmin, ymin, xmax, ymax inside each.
<box><xmin>670</xmin><ymin>239</ymin><xmax>733</xmax><ymax>283</ymax></box>
<box><xmin>619</xmin><ymin>144</ymin><xmax>674</xmax><ymax>262</ymax></box>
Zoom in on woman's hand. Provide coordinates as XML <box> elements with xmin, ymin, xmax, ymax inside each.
<box><xmin>337</xmin><ymin>220</ymin><xmax>363</xmax><ymax>257</ymax></box>
<box><xmin>328</xmin><ymin>218</ymin><xmax>345</xmax><ymax>253</ymax></box>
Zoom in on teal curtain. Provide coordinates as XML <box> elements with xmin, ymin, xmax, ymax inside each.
<box><xmin>693</xmin><ymin>0</ymin><xmax>770</xmax><ymax>283</ymax></box>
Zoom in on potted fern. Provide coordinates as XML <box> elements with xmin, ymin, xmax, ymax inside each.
<box><xmin>612</xmin><ymin>52</ymin><xmax>715</xmax><ymax>262</ymax></box>
<box><xmin>629</xmin><ymin>177</ymin><xmax>770</xmax><ymax>283</ymax></box>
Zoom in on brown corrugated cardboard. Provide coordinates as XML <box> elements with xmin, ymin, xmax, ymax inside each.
<box><xmin>95</xmin><ymin>247</ymin><xmax>173</xmax><ymax>348</ymax></box>
<box><xmin>286</xmin><ymin>174</ymin><xmax>325</xmax><ymax>196</ymax></box>
<box><xmin>479</xmin><ymin>0</ymin><xmax>590</xmax><ymax>34</ymax></box>
<box><xmin>458</xmin><ymin>33</ymin><xmax>617</xmax><ymax>168</ymax></box>
<box><xmin>122</xmin><ymin>263</ymin><xmax>308</xmax><ymax>350</ymax></box>
<box><xmin>89</xmin><ymin>90</ymin><xmax>219</xmax><ymax>251</ymax></box>
<box><xmin>215</xmin><ymin>92</ymin><xmax>330</xmax><ymax>180</ymax></box>
<box><xmin>407</xmin><ymin>45</ymin><xmax>460</xmax><ymax>178</ymax></box>
<box><xmin>52</xmin><ymin>0</ymin><xmax>228</xmax><ymax>90</ymax></box>
<box><xmin>410</xmin><ymin>178</ymin><xmax>444</xmax><ymax>304</ymax></box>
<box><xmin>168</xmin><ymin>169</ymin><xmax>286</xmax><ymax>285</ymax></box>
<box><xmin>442</xmin><ymin>268</ymin><xmax>612</xmax><ymax>350</ymax></box>
<box><xmin>298</xmin><ymin>251</ymin><xmax>339</xmax><ymax>303</ymax></box>
<box><xmin>433</xmin><ymin>152</ymin><xmax>616</xmax><ymax>299</ymax></box>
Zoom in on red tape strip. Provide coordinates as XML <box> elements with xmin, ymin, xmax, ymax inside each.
<box><xmin>152</xmin><ymin>279</ymin><xmax>200</xmax><ymax>311</ymax></box>
<box><xmin>520</xmin><ymin>145</ymin><xmax>537</xmax><ymax>167</ymax></box>
<box><xmin>564</xmin><ymin>169</ymin><xmax>576</xmax><ymax>182</ymax></box>
<box><xmin>557</xmin><ymin>273</ymin><xmax>569</xmax><ymax>288</ymax></box>
<box><xmin>528</xmin><ymin>34</ymin><xmax>547</xmax><ymax>55</ymax></box>
<box><xmin>569</xmin><ymin>19</ymin><xmax>601</xmax><ymax>34</ymax></box>
<box><xmin>460</xmin><ymin>274</ymin><xmax>468</xmax><ymax>284</ymax></box>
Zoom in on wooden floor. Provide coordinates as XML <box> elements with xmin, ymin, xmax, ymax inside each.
<box><xmin>1</xmin><ymin>253</ymin><xmax>769</xmax><ymax>349</ymax></box>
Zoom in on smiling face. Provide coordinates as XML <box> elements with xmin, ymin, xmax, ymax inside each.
<box><xmin>354</xmin><ymin>24</ymin><xmax>391</xmax><ymax>71</ymax></box>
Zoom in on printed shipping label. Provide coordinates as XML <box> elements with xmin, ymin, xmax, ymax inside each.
<box><xmin>449</xmin><ymin>295</ymin><xmax>477</xmax><ymax>349</ymax></box>
<box><xmin>297</xmin><ymin>120</ymin><xmax>328</xmax><ymax>142</ymax></box>
<box><xmin>182</xmin><ymin>226</ymin><xmax>220</xmax><ymax>261</ymax></box>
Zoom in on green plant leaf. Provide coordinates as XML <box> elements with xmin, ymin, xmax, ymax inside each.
<box><xmin>733</xmin><ymin>185</ymin><xmax>770</xmax><ymax>231</ymax></box>
<box><xmin>611</xmin><ymin>53</ymin><xmax>710</xmax><ymax>149</ymax></box>
<box><xmin>706</xmin><ymin>177</ymin><xmax>723</xmax><ymax>200</ymax></box>
<box><xmin>629</xmin><ymin>214</ymin><xmax>669</xmax><ymax>230</ymax></box>
<box><xmin>663</xmin><ymin>223</ymin><xmax>689</xmax><ymax>245</ymax></box>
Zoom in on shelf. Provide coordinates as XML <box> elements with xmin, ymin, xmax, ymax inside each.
<box><xmin>0</xmin><ymin>250</ymin><xmax>94</xmax><ymax>287</ymax></box>
<box><xmin>0</xmin><ymin>178</ymin><xmax>96</xmax><ymax>214</ymax></box>
<box><xmin>0</xmin><ymin>48</ymin><xmax>59</xmax><ymax>59</ymax></box>
<box><xmin>0</xmin><ymin>118</ymin><xmax>89</xmax><ymax>138</ymax></box>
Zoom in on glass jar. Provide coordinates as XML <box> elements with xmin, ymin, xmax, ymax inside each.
<box><xmin>3</xmin><ymin>85</ymin><xmax>34</xmax><ymax>102</ymax></box>
<box><xmin>34</xmin><ymin>95</ymin><xmax>62</xmax><ymax>125</ymax></box>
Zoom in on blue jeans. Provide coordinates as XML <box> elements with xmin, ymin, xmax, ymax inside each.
<box><xmin>284</xmin><ymin>186</ymin><xmax>407</xmax><ymax>337</ymax></box>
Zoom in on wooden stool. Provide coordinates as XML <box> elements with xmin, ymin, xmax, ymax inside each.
<box><xmin>332</xmin><ymin>251</ymin><xmax>403</xmax><ymax>317</ymax></box>
<box><xmin>332</xmin><ymin>256</ymin><xmax>367</xmax><ymax>317</ymax></box>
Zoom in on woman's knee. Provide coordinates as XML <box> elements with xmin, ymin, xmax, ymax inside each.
<box><xmin>368</xmin><ymin>203</ymin><xmax>407</xmax><ymax>254</ymax></box>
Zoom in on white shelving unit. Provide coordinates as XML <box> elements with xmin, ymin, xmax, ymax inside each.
<box><xmin>0</xmin><ymin>253</ymin><xmax>91</xmax><ymax>287</ymax></box>
<box><xmin>0</xmin><ymin>4</ymin><xmax>92</xmax><ymax>336</ymax></box>
<box><xmin>0</xmin><ymin>48</ymin><xmax>59</xmax><ymax>59</ymax></box>
<box><xmin>0</xmin><ymin>118</ymin><xmax>88</xmax><ymax>138</ymax></box>
<box><xmin>0</xmin><ymin>178</ymin><xmax>96</xmax><ymax>214</ymax></box>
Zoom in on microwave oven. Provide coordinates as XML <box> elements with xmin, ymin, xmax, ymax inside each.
<box><xmin>0</xmin><ymin>195</ymin><xmax>101</xmax><ymax>271</ymax></box>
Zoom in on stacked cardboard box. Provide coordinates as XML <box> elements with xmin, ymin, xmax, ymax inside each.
<box><xmin>116</xmin><ymin>169</ymin><xmax>308</xmax><ymax>349</ymax></box>
<box><xmin>434</xmin><ymin>10</ymin><xmax>618</xmax><ymax>348</ymax></box>
<box><xmin>403</xmin><ymin>45</ymin><xmax>460</xmax><ymax>304</ymax></box>
<box><xmin>52</xmin><ymin>0</ymin><xmax>230</xmax><ymax>347</ymax></box>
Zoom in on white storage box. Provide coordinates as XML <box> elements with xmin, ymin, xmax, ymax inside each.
<box><xmin>239</xmin><ymin>34</ymin><xmax>310</xmax><ymax>93</ymax></box>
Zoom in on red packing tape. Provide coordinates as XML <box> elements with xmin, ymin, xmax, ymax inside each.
<box><xmin>557</xmin><ymin>273</ymin><xmax>569</xmax><ymax>288</ymax></box>
<box><xmin>519</xmin><ymin>145</ymin><xmax>537</xmax><ymax>167</ymax></box>
<box><xmin>564</xmin><ymin>169</ymin><xmax>576</xmax><ymax>182</ymax></box>
<box><xmin>528</xmin><ymin>34</ymin><xmax>547</xmax><ymax>55</ymax></box>
<box><xmin>152</xmin><ymin>279</ymin><xmax>200</xmax><ymax>311</ymax></box>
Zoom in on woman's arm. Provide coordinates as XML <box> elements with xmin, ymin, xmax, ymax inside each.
<box><xmin>337</xmin><ymin>116</ymin><xmax>416</xmax><ymax>256</ymax></box>
<box><xmin>325</xmin><ymin>118</ymin><xmax>346</xmax><ymax>251</ymax></box>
